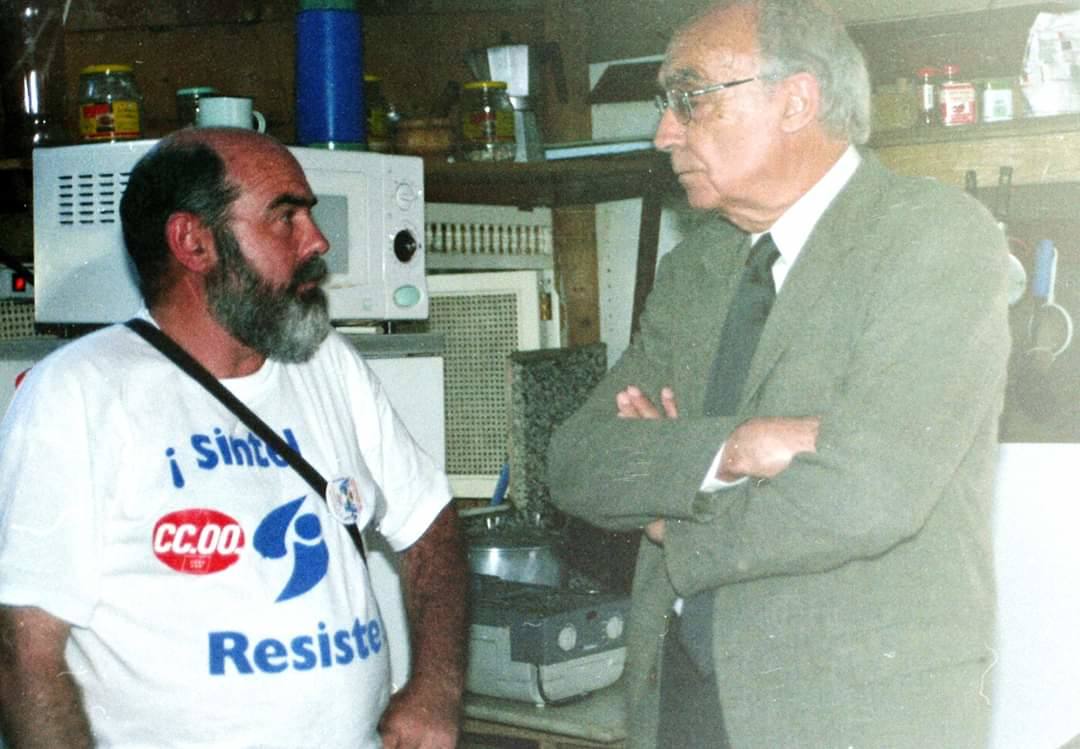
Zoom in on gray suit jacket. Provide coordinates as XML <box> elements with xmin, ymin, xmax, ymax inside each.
<box><xmin>547</xmin><ymin>152</ymin><xmax>1011</xmax><ymax>748</ymax></box>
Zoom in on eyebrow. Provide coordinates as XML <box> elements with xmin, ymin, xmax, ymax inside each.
<box><xmin>659</xmin><ymin>66</ymin><xmax>706</xmax><ymax>90</ymax></box>
<box><xmin>267</xmin><ymin>193</ymin><xmax>317</xmax><ymax>212</ymax></box>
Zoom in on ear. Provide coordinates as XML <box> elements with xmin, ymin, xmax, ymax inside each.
<box><xmin>778</xmin><ymin>72</ymin><xmax>820</xmax><ymax>134</ymax></box>
<box><xmin>164</xmin><ymin>211</ymin><xmax>217</xmax><ymax>274</ymax></box>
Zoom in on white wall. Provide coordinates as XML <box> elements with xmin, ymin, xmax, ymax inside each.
<box><xmin>990</xmin><ymin>443</ymin><xmax>1080</xmax><ymax>749</ymax></box>
<box><xmin>590</xmin><ymin>58</ymin><xmax>690</xmax><ymax>368</ymax></box>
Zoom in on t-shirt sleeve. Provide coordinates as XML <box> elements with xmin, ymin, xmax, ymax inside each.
<box><xmin>0</xmin><ymin>358</ymin><xmax>103</xmax><ymax>626</ymax></box>
<box><xmin>337</xmin><ymin>343</ymin><xmax>453</xmax><ymax>552</ymax></box>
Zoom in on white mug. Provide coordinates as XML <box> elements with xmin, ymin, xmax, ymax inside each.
<box><xmin>196</xmin><ymin>96</ymin><xmax>266</xmax><ymax>132</ymax></box>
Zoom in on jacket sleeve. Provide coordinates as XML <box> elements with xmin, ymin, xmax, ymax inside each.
<box><xmin>546</xmin><ymin>221</ymin><xmax>744</xmax><ymax>531</ymax></box>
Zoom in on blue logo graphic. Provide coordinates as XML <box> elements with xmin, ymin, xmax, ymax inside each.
<box><xmin>253</xmin><ymin>497</ymin><xmax>329</xmax><ymax>602</ymax></box>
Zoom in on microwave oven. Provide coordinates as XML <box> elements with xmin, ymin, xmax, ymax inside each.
<box><xmin>31</xmin><ymin>140</ymin><xmax>427</xmax><ymax>325</ymax></box>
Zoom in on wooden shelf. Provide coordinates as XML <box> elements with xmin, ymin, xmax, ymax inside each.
<box><xmin>871</xmin><ymin>114</ymin><xmax>1080</xmax><ymax>189</ymax></box>
<box><xmin>870</xmin><ymin>113</ymin><xmax>1080</xmax><ymax>148</ymax></box>
<box><xmin>0</xmin><ymin>158</ymin><xmax>31</xmax><ymax>172</ymax></box>
<box><xmin>423</xmin><ymin>150</ymin><xmax>677</xmax><ymax>209</ymax></box>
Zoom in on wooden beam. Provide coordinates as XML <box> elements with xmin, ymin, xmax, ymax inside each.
<box><xmin>544</xmin><ymin>0</ymin><xmax>600</xmax><ymax>346</ymax></box>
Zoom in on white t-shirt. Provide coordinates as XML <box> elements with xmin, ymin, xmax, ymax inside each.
<box><xmin>0</xmin><ymin>321</ymin><xmax>452</xmax><ymax>748</ymax></box>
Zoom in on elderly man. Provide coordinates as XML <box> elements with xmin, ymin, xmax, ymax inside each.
<box><xmin>0</xmin><ymin>129</ymin><xmax>466</xmax><ymax>749</ymax></box>
<box><xmin>547</xmin><ymin>1</ymin><xmax>1010</xmax><ymax>747</ymax></box>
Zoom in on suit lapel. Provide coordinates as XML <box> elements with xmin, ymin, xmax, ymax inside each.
<box><xmin>737</xmin><ymin>153</ymin><xmax>891</xmax><ymax>413</ymax></box>
<box><xmin>690</xmin><ymin>226</ymin><xmax>751</xmax><ymax>414</ymax></box>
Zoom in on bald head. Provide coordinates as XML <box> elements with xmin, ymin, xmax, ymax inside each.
<box><xmin>170</xmin><ymin>127</ymin><xmax>298</xmax><ymax>177</ymax></box>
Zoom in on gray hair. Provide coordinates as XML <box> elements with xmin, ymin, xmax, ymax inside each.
<box><xmin>120</xmin><ymin>136</ymin><xmax>239</xmax><ymax>306</ymax></box>
<box><xmin>689</xmin><ymin>0</ymin><xmax>872</xmax><ymax>144</ymax></box>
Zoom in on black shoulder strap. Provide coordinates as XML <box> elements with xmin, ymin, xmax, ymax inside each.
<box><xmin>125</xmin><ymin>318</ymin><xmax>366</xmax><ymax>561</ymax></box>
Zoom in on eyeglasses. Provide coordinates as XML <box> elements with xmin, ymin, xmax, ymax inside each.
<box><xmin>654</xmin><ymin>77</ymin><xmax>757</xmax><ymax>125</ymax></box>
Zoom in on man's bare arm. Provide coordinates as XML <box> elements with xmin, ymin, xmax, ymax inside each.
<box><xmin>377</xmin><ymin>503</ymin><xmax>468</xmax><ymax>749</ymax></box>
<box><xmin>0</xmin><ymin>605</ymin><xmax>93</xmax><ymax>749</ymax></box>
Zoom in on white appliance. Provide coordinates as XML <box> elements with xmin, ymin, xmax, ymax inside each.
<box><xmin>32</xmin><ymin>140</ymin><xmax>427</xmax><ymax>324</ymax></box>
<box><xmin>466</xmin><ymin>576</ymin><xmax>629</xmax><ymax>706</ymax></box>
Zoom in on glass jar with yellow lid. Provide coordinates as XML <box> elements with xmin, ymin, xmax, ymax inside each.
<box><xmin>78</xmin><ymin>64</ymin><xmax>144</xmax><ymax>141</ymax></box>
<box><xmin>460</xmin><ymin>81</ymin><xmax>515</xmax><ymax>161</ymax></box>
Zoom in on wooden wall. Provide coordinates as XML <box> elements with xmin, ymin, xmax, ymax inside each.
<box><xmin>60</xmin><ymin>0</ymin><xmax>563</xmax><ymax>143</ymax></box>
<box><xmin>58</xmin><ymin>0</ymin><xmax>1064</xmax><ymax>140</ymax></box>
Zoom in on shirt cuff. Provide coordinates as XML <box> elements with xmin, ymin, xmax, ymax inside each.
<box><xmin>700</xmin><ymin>441</ymin><xmax>749</xmax><ymax>492</ymax></box>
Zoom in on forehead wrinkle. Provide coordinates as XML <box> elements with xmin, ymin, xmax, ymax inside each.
<box><xmin>660</xmin><ymin>42</ymin><xmax>742</xmax><ymax>90</ymax></box>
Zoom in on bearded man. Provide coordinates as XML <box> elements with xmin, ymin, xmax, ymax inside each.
<box><xmin>0</xmin><ymin>129</ymin><xmax>466</xmax><ymax>749</ymax></box>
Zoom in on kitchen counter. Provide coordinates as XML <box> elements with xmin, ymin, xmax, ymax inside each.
<box><xmin>462</xmin><ymin>679</ymin><xmax>626</xmax><ymax>748</ymax></box>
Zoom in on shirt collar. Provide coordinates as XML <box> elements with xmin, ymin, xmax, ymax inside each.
<box><xmin>750</xmin><ymin>145</ymin><xmax>861</xmax><ymax>287</ymax></box>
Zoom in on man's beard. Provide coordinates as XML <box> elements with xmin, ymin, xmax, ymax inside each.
<box><xmin>205</xmin><ymin>226</ymin><xmax>332</xmax><ymax>363</ymax></box>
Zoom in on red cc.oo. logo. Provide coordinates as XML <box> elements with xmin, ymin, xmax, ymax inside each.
<box><xmin>153</xmin><ymin>509</ymin><xmax>246</xmax><ymax>575</ymax></box>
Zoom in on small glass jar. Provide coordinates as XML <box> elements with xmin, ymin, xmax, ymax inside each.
<box><xmin>938</xmin><ymin>64</ymin><xmax>977</xmax><ymax>127</ymax></box>
<box><xmin>78</xmin><ymin>64</ymin><xmax>143</xmax><ymax>141</ymax></box>
<box><xmin>981</xmin><ymin>79</ymin><xmax>1015</xmax><ymax>123</ymax></box>
<box><xmin>460</xmin><ymin>81</ymin><xmax>515</xmax><ymax>162</ymax></box>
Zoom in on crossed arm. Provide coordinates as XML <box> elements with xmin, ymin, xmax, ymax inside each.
<box><xmin>614</xmin><ymin>385</ymin><xmax>819</xmax><ymax>544</ymax></box>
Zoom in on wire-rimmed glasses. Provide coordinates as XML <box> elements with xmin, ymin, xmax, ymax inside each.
<box><xmin>654</xmin><ymin>77</ymin><xmax>757</xmax><ymax>125</ymax></box>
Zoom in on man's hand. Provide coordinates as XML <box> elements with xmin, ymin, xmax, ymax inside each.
<box><xmin>378</xmin><ymin>680</ymin><xmax>459</xmax><ymax>749</ymax></box>
<box><xmin>615</xmin><ymin>386</ymin><xmax>677</xmax><ymax>545</ymax></box>
<box><xmin>644</xmin><ymin>518</ymin><xmax>666</xmax><ymax>545</ymax></box>
<box><xmin>717</xmin><ymin>416</ymin><xmax>820</xmax><ymax>482</ymax></box>
<box><xmin>616</xmin><ymin>385</ymin><xmax>678</xmax><ymax>419</ymax></box>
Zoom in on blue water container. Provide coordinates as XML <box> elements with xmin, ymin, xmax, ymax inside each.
<box><xmin>295</xmin><ymin>0</ymin><xmax>365</xmax><ymax>148</ymax></box>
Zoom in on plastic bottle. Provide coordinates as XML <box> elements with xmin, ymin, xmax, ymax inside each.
<box><xmin>295</xmin><ymin>0</ymin><xmax>365</xmax><ymax>149</ymax></box>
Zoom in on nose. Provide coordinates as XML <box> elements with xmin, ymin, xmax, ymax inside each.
<box><xmin>299</xmin><ymin>212</ymin><xmax>330</xmax><ymax>259</ymax></box>
<box><xmin>653</xmin><ymin>108</ymin><xmax>685</xmax><ymax>152</ymax></box>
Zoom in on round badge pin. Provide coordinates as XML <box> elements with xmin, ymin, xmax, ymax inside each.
<box><xmin>326</xmin><ymin>476</ymin><xmax>372</xmax><ymax>530</ymax></box>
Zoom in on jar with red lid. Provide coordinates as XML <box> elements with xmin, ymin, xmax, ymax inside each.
<box><xmin>937</xmin><ymin>64</ymin><xmax>977</xmax><ymax>127</ymax></box>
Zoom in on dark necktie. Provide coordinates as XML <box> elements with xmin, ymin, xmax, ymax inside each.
<box><xmin>679</xmin><ymin>233</ymin><xmax>780</xmax><ymax>674</ymax></box>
